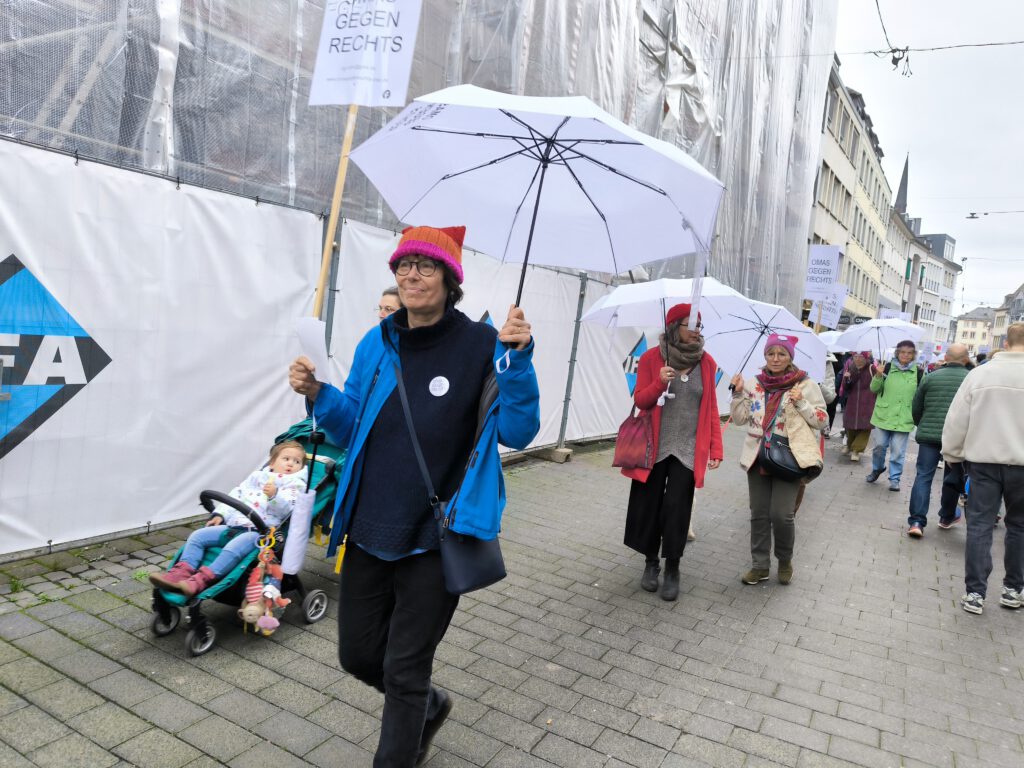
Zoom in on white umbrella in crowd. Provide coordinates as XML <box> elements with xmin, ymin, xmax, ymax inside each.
<box><xmin>582</xmin><ymin>277</ymin><xmax>827</xmax><ymax>381</ymax></box>
<box><xmin>817</xmin><ymin>330</ymin><xmax>848</xmax><ymax>353</ymax></box>
<box><xmin>835</xmin><ymin>318</ymin><xmax>924</xmax><ymax>361</ymax></box>
<box><xmin>350</xmin><ymin>85</ymin><xmax>725</xmax><ymax>304</ymax></box>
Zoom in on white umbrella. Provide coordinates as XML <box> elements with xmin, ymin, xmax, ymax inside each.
<box><xmin>817</xmin><ymin>330</ymin><xmax>848</xmax><ymax>353</ymax></box>
<box><xmin>581</xmin><ymin>277</ymin><xmax>744</xmax><ymax>330</ymax></box>
<box><xmin>835</xmin><ymin>318</ymin><xmax>924</xmax><ymax>360</ymax></box>
<box><xmin>701</xmin><ymin>298</ymin><xmax>828</xmax><ymax>381</ymax></box>
<box><xmin>350</xmin><ymin>85</ymin><xmax>725</xmax><ymax>303</ymax></box>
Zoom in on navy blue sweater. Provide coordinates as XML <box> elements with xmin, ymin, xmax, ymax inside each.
<box><xmin>348</xmin><ymin>307</ymin><xmax>496</xmax><ymax>554</ymax></box>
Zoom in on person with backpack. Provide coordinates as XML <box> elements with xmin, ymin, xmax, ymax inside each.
<box><xmin>866</xmin><ymin>340</ymin><xmax>922</xmax><ymax>493</ymax></box>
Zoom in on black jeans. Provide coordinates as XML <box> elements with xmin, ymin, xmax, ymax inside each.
<box><xmin>963</xmin><ymin>462</ymin><xmax>1024</xmax><ymax>598</ymax></box>
<box><xmin>624</xmin><ymin>456</ymin><xmax>696</xmax><ymax>562</ymax></box>
<box><xmin>338</xmin><ymin>545</ymin><xmax>459</xmax><ymax>767</ymax></box>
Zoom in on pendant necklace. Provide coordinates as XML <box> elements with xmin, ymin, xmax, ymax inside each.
<box><xmin>680</xmin><ymin>369</ymin><xmax>690</xmax><ymax>383</ymax></box>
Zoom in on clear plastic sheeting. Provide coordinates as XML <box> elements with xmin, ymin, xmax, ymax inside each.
<box><xmin>0</xmin><ymin>0</ymin><xmax>836</xmax><ymax>307</ymax></box>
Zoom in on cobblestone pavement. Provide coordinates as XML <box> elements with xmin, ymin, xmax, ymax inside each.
<box><xmin>1</xmin><ymin>428</ymin><xmax>1021</xmax><ymax>767</ymax></box>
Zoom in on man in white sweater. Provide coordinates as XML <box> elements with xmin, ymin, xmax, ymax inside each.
<box><xmin>943</xmin><ymin>323</ymin><xmax>1024</xmax><ymax>615</ymax></box>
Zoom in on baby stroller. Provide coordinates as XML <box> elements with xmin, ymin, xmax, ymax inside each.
<box><xmin>150</xmin><ymin>421</ymin><xmax>345</xmax><ymax>656</ymax></box>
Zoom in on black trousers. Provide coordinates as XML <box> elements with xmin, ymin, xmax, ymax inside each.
<box><xmin>624</xmin><ymin>456</ymin><xmax>696</xmax><ymax>561</ymax></box>
<box><xmin>338</xmin><ymin>545</ymin><xmax>459</xmax><ymax>767</ymax></box>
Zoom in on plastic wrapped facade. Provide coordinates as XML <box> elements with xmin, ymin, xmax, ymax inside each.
<box><xmin>0</xmin><ymin>0</ymin><xmax>837</xmax><ymax>309</ymax></box>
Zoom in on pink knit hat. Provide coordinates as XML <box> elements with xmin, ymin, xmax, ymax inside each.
<box><xmin>764</xmin><ymin>333</ymin><xmax>797</xmax><ymax>359</ymax></box>
<box><xmin>389</xmin><ymin>225</ymin><xmax>466</xmax><ymax>284</ymax></box>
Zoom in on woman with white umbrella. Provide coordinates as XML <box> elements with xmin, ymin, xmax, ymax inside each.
<box><xmin>729</xmin><ymin>334</ymin><xmax>828</xmax><ymax>585</ymax></box>
<box><xmin>621</xmin><ymin>303</ymin><xmax>724</xmax><ymax>601</ymax></box>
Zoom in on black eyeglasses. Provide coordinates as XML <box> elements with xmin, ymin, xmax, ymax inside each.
<box><xmin>376</xmin><ymin>305</ymin><xmax>399</xmax><ymax>315</ymax></box>
<box><xmin>394</xmin><ymin>258</ymin><xmax>438</xmax><ymax>277</ymax></box>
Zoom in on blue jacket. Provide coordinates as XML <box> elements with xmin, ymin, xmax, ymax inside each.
<box><xmin>314</xmin><ymin>317</ymin><xmax>540</xmax><ymax>555</ymax></box>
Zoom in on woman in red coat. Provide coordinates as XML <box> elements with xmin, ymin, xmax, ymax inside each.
<box><xmin>622</xmin><ymin>303</ymin><xmax>724</xmax><ymax>601</ymax></box>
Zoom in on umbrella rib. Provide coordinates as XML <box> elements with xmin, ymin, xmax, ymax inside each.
<box><xmin>500</xmin><ymin>162</ymin><xmax>544</xmax><ymax>262</ymax></box>
<box><xmin>397</xmin><ymin>147</ymin><xmax>539</xmax><ymax>220</ymax></box>
<box><xmin>560</xmin><ymin>156</ymin><xmax>618</xmax><ymax>273</ymax></box>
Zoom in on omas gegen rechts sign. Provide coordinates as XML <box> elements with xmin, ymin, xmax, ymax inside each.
<box><xmin>309</xmin><ymin>0</ymin><xmax>424</xmax><ymax>107</ymax></box>
<box><xmin>804</xmin><ymin>244</ymin><xmax>841</xmax><ymax>301</ymax></box>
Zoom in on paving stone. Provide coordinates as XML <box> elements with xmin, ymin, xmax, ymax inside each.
<box><xmin>0</xmin><ymin>705</ymin><xmax>70</xmax><ymax>753</ymax></box>
<box><xmin>204</xmin><ymin>687</ymin><xmax>282</xmax><ymax>729</ymax></box>
<box><xmin>44</xmin><ymin>610</ymin><xmax>111</xmax><ymax>638</ymax></box>
<box><xmin>178</xmin><ymin>714</ymin><xmax>261</xmax><ymax>762</ymax></box>
<box><xmin>307</xmin><ymin>700</ymin><xmax>383</xmax><ymax>744</ymax></box>
<box><xmin>112</xmin><ymin>727</ymin><xmax>201</xmax><ymax>768</ymax></box>
<box><xmin>0</xmin><ymin>640</ymin><xmax>23</xmax><ymax>666</ymax></box>
<box><xmin>474</xmin><ymin>709</ymin><xmax>547</xmax><ymax>751</ymax></box>
<box><xmin>66</xmin><ymin>588</ymin><xmax>126</xmax><ymax>614</ymax></box>
<box><xmin>532</xmin><ymin>708</ymin><xmax>606</xmax><ymax>748</ymax></box>
<box><xmin>133</xmin><ymin>691</ymin><xmax>210</xmax><ymax>732</ymax></box>
<box><xmin>47</xmin><ymin>647</ymin><xmax>123</xmax><ymax>684</ymax></box>
<box><xmin>88</xmin><ymin>668</ymin><xmax>165</xmax><ymax>707</ymax></box>
<box><xmin>531</xmin><ymin>732</ymin><xmax>610</xmax><ymax>768</ymax></box>
<box><xmin>27</xmin><ymin>732</ymin><xmax>119</xmax><ymax>768</ymax></box>
<box><xmin>24</xmin><ymin>678</ymin><xmax>106</xmax><ymax>721</ymax></box>
<box><xmin>0</xmin><ymin>613</ymin><xmax>47</xmax><ymax>641</ymax></box>
<box><xmin>226</xmin><ymin>740</ymin><xmax>310</xmax><ymax>768</ymax></box>
<box><xmin>303</xmin><ymin>735</ymin><xmax>374</xmax><ymax>768</ymax></box>
<box><xmin>0</xmin><ymin>656</ymin><xmax>65</xmax><ymax>693</ymax></box>
<box><xmin>65</xmin><ymin>702</ymin><xmax>151</xmax><ymax>749</ymax></box>
<box><xmin>254</xmin><ymin>709</ymin><xmax>331</xmax><ymax>755</ymax></box>
<box><xmin>0</xmin><ymin>741</ymin><xmax>34</xmax><ymax>767</ymax></box>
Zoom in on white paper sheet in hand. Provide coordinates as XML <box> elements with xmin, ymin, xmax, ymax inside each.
<box><xmin>295</xmin><ymin>317</ymin><xmax>331</xmax><ymax>384</ymax></box>
<box><xmin>281</xmin><ymin>489</ymin><xmax>316</xmax><ymax>575</ymax></box>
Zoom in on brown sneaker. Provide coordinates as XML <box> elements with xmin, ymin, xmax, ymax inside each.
<box><xmin>778</xmin><ymin>561</ymin><xmax>794</xmax><ymax>584</ymax></box>
<box><xmin>741</xmin><ymin>568</ymin><xmax>770</xmax><ymax>585</ymax></box>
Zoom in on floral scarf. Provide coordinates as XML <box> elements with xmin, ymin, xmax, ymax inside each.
<box><xmin>754</xmin><ymin>368</ymin><xmax>807</xmax><ymax>435</ymax></box>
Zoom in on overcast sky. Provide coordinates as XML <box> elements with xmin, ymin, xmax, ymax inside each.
<box><xmin>834</xmin><ymin>0</ymin><xmax>1024</xmax><ymax>314</ymax></box>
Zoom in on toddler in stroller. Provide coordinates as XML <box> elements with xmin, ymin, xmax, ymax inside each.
<box><xmin>150</xmin><ymin>428</ymin><xmax>341</xmax><ymax>655</ymax></box>
<box><xmin>149</xmin><ymin>440</ymin><xmax>308</xmax><ymax>596</ymax></box>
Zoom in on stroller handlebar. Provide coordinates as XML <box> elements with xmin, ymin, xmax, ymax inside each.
<box><xmin>198</xmin><ymin>490</ymin><xmax>270</xmax><ymax>534</ymax></box>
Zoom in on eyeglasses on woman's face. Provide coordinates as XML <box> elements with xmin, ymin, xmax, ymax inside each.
<box><xmin>376</xmin><ymin>304</ymin><xmax>399</xmax><ymax>317</ymax></box>
<box><xmin>394</xmin><ymin>258</ymin><xmax>438</xmax><ymax>277</ymax></box>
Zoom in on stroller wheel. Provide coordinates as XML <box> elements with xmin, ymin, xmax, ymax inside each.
<box><xmin>302</xmin><ymin>590</ymin><xmax>329</xmax><ymax>623</ymax></box>
<box><xmin>185</xmin><ymin>625</ymin><xmax>216</xmax><ymax>656</ymax></box>
<box><xmin>151</xmin><ymin>609</ymin><xmax>180</xmax><ymax>637</ymax></box>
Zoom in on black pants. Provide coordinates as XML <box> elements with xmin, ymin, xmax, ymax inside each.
<box><xmin>624</xmin><ymin>456</ymin><xmax>696</xmax><ymax>561</ymax></box>
<box><xmin>338</xmin><ymin>545</ymin><xmax>459</xmax><ymax>767</ymax></box>
<box><xmin>826</xmin><ymin>399</ymin><xmax>839</xmax><ymax>430</ymax></box>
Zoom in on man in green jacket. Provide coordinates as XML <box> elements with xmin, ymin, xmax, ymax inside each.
<box><xmin>907</xmin><ymin>344</ymin><xmax>971</xmax><ymax>537</ymax></box>
<box><xmin>866</xmin><ymin>340</ymin><xmax>921</xmax><ymax>493</ymax></box>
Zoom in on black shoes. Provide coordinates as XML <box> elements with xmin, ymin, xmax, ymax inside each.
<box><xmin>640</xmin><ymin>562</ymin><xmax>660</xmax><ymax>592</ymax></box>
<box><xmin>416</xmin><ymin>689</ymin><xmax>453</xmax><ymax>766</ymax></box>
<box><xmin>865</xmin><ymin>468</ymin><xmax>884</xmax><ymax>483</ymax></box>
<box><xmin>660</xmin><ymin>570</ymin><xmax>679</xmax><ymax>601</ymax></box>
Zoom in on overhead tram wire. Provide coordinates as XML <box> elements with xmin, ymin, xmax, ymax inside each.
<box><xmin>691</xmin><ymin>38</ymin><xmax>1024</xmax><ymax>63</ymax></box>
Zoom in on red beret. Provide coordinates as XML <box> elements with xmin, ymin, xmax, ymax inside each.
<box><xmin>666</xmin><ymin>303</ymin><xmax>701</xmax><ymax>326</ymax></box>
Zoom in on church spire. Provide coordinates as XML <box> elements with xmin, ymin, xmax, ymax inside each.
<box><xmin>894</xmin><ymin>154</ymin><xmax>909</xmax><ymax>214</ymax></box>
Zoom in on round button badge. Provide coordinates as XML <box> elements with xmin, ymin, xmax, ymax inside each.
<box><xmin>429</xmin><ymin>376</ymin><xmax>450</xmax><ymax>397</ymax></box>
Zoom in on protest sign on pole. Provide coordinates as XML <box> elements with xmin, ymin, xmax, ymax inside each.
<box><xmin>308</xmin><ymin>0</ymin><xmax>425</xmax><ymax>319</ymax></box>
<box><xmin>804</xmin><ymin>244</ymin><xmax>841</xmax><ymax>301</ymax></box>
<box><xmin>809</xmin><ymin>284</ymin><xmax>848</xmax><ymax>330</ymax></box>
<box><xmin>309</xmin><ymin>0</ymin><xmax>424</xmax><ymax>107</ymax></box>
<box><xmin>879</xmin><ymin>308</ymin><xmax>911</xmax><ymax>321</ymax></box>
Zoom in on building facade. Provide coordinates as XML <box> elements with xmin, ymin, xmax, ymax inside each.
<box><xmin>810</xmin><ymin>60</ymin><xmax>891</xmax><ymax>327</ymax></box>
<box><xmin>991</xmin><ymin>282</ymin><xmax>1024</xmax><ymax>349</ymax></box>
<box><xmin>953</xmin><ymin>307</ymin><xmax>996</xmax><ymax>356</ymax></box>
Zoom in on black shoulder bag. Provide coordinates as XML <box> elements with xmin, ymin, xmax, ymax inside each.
<box><xmin>392</xmin><ymin>362</ymin><xmax>506</xmax><ymax>595</ymax></box>
<box><xmin>759</xmin><ymin>404</ymin><xmax>809</xmax><ymax>483</ymax></box>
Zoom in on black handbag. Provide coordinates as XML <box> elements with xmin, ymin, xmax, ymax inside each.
<box><xmin>759</xmin><ymin>408</ymin><xmax>810</xmax><ymax>483</ymax></box>
<box><xmin>392</xmin><ymin>362</ymin><xmax>506</xmax><ymax>595</ymax></box>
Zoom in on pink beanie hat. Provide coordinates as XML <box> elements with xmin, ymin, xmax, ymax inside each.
<box><xmin>764</xmin><ymin>333</ymin><xmax>797</xmax><ymax>359</ymax></box>
<box><xmin>389</xmin><ymin>225</ymin><xmax>466</xmax><ymax>284</ymax></box>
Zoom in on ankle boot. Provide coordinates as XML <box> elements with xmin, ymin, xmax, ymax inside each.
<box><xmin>177</xmin><ymin>566</ymin><xmax>218</xmax><ymax>598</ymax></box>
<box><xmin>149</xmin><ymin>561</ymin><xmax>196</xmax><ymax>590</ymax></box>
<box><xmin>660</xmin><ymin>568</ymin><xmax>680</xmax><ymax>601</ymax></box>
<box><xmin>640</xmin><ymin>560</ymin><xmax>660</xmax><ymax>592</ymax></box>
<box><xmin>778</xmin><ymin>560</ymin><xmax>794</xmax><ymax>585</ymax></box>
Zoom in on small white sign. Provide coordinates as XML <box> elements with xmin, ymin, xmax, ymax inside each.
<box><xmin>309</xmin><ymin>0</ymin><xmax>424</xmax><ymax>107</ymax></box>
<box><xmin>295</xmin><ymin>317</ymin><xmax>332</xmax><ymax>384</ymax></box>
<box><xmin>804</xmin><ymin>245</ymin><xmax>841</xmax><ymax>300</ymax></box>
<box><xmin>879</xmin><ymin>308</ymin><xmax>911</xmax><ymax>321</ymax></box>
<box><xmin>810</xmin><ymin>283</ymin><xmax>848</xmax><ymax>330</ymax></box>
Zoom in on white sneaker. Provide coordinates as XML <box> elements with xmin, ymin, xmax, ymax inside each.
<box><xmin>961</xmin><ymin>593</ymin><xmax>984</xmax><ymax>615</ymax></box>
<box><xmin>1000</xmin><ymin>587</ymin><xmax>1023</xmax><ymax>609</ymax></box>
<box><xmin>840</xmin><ymin>445</ymin><xmax>850</xmax><ymax>455</ymax></box>
<box><xmin>850</xmin><ymin>452</ymin><xmax>860</xmax><ymax>461</ymax></box>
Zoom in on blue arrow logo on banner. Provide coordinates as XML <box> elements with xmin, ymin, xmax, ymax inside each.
<box><xmin>0</xmin><ymin>254</ymin><xmax>112</xmax><ymax>460</ymax></box>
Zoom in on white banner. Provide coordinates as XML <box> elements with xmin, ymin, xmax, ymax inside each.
<box><xmin>309</xmin><ymin>0</ymin><xmax>424</xmax><ymax>107</ymax></box>
<box><xmin>879</xmin><ymin>308</ymin><xmax>911</xmax><ymax>321</ymax></box>
<box><xmin>804</xmin><ymin>244</ymin><xmax>841</xmax><ymax>300</ymax></box>
<box><xmin>0</xmin><ymin>141</ymin><xmax>319</xmax><ymax>556</ymax></box>
<box><xmin>810</xmin><ymin>283</ymin><xmax>848</xmax><ymax>330</ymax></box>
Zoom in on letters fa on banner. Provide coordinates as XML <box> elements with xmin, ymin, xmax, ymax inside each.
<box><xmin>310</xmin><ymin>0</ymin><xmax>425</xmax><ymax>107</ymax></box>
<box><xmin>622</xmin><ymin>335</ymin><xmax>648</xmax><ymax>395</ymax></box>
<box><xmin>0</xmin><ymin>255</ymin><xmax>111</xmax><ymax>460</ymax></box>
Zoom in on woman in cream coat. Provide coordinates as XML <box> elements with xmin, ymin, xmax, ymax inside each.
<box><xmin>729</xmin><ymin>334</ymin><xmax>827</xmax><ymax>586</ymax></box>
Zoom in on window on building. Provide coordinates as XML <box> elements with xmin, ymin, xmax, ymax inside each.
<box><xmin>839</xmin><ymin>109</ymin><xmax>850</xmax><ymax>145</ymax></box>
